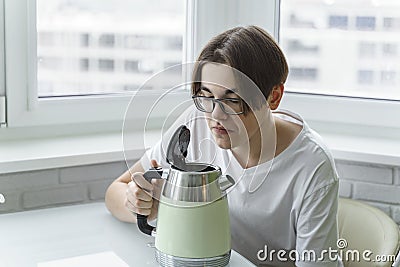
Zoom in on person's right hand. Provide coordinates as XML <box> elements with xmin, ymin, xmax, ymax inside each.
<box><xmin>125</xmin><ymin>160</ymin><xmax>162</xmax><ymax>222</ymax></box>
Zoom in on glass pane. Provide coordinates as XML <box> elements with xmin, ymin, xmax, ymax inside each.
<box><xmin>280</xmin><ymin>0</ymin><xmax>400</xmax><ymax>100</ymax></box>
<box><xmin>36</xmin><ymin>0</ymin><xmax>184</xmax><ymax>97</ymax></box>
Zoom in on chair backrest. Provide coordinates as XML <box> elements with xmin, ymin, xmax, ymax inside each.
<box><xmin>338</xmin><ymin>198</ymin><xmax>400</xmax><ymax>267</ymax></box>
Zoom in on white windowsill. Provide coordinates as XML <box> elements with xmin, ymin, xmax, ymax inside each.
<box><xmin>0</xmin><ymin>130</ymin><xmax>161</xmax><ymax>174</ymax></box>
<box><xmin>321</xmin><ymin>132</ymin><xmax>400</xmax><ymax>166</ymax></box>
<box><xmin>0</xmin><ymin>130</ymin><xmax>399</xmax><ymax>175</ymax></box>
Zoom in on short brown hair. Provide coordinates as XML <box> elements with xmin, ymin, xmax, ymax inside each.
<box><xmin>192</xmin><ymin>25</ymin><xmax>288</xmax><ymax>114</ymax></box>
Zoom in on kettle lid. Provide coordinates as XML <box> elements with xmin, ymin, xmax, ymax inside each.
<box><xmin>166</xmin><ymin>125</ymin><xmax>190</xmax><ymax>171</ymax></box>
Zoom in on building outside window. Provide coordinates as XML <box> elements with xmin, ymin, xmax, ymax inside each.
<box><xmin>280</xmin><ymin>0</ymin><xmax>400</xmax><ymax>99</ymax></box>
<box><xmin>36</xmin><ymin>0</ymin><xmax>184</xmax><ymax>97</ymax></box>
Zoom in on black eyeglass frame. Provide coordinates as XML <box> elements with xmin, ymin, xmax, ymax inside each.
<box><xmin>191</xmin><ymin>95</ymin><xmax>245</xmax><ymax>115</ymax></box>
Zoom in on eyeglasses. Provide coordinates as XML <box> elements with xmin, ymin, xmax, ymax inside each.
<box><xmin>192</xmin><ymin>95</ymin><xmax>244</xmax><ymax>115</ymax></box>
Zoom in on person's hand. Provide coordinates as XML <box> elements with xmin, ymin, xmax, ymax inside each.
<box><xmin>125</xmin><ymin>160</ymin><xmax>163</xmax><ymax>221</ymax></box>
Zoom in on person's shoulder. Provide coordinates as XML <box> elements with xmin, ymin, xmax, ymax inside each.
<box><xmin>302</xmin><ymin>126</ymin><xmax>336</xmax><ymax>170</ymax></box>
<box><xmin>299</xmin><ymin>126</ymin><xmax>339</xmax><ymax>196</ymax></box>
<box><xmin>280</xmin><ymin>112</ymin><xmax>338</xmax><ymax>191</ymax></box>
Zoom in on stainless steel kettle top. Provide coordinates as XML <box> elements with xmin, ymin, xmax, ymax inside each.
<box><xmin>162</xmin><ymin>163</ymin><xmax>226</xmax><ymax>203</ymax></box>
<box><xmin>161</xmin><ymin>125</ymin><xmax>234</xmax><ymax>203</ymax></box>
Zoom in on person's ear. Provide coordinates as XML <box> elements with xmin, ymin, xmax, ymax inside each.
<box><xmin>267</xmin><ymin>83</ymin><xmax>284</xmax><ymax>110</ymax></box>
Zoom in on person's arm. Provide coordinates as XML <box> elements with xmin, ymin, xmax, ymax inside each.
<box><xmin>105</xmin><ymin>160</ymin><xmax>160</xmax><ymax>223</ymax></box>
<box><xmin>295</xmin><ymin>163</ymin><xmax>341</xmax><ymax>267</ymax></box>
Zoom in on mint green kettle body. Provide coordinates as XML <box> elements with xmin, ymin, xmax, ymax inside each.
<box><xmin>138</xmin><ymin>163</ymin><xmax>235</xmax><ymax>267</ymax></box>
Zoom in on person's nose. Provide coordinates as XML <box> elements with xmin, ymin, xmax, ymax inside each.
<box><xmin>211</xmin><ymin>101</ymin><xmax>228</xmax><ymax>121</ymax></box>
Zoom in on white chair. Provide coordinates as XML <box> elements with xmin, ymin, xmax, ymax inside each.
<box><xmin>338</xmin><ymin>198</ymin><xmax>400</xmax><ymax>267</ymax></box>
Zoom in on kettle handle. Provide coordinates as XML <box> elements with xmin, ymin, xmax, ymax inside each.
<box><xmin>136</xmin><ymin>167</ymin><xmax>164</xmax><ymax>236</ymax></box>
<box><xmin>219</xmin><ymin>174</ymin><xmax>235</xmax><ymax>192</ymax></box>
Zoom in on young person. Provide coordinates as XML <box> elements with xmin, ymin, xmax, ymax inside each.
<box><xmin>105</xmin><ymin>25</ymin><xmax>341</xmax><ymax>267</ymax></box>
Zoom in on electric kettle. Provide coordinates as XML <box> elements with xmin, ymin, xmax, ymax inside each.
<box><xmin>136</xmin><ymin>125</ymin><xmax>235</xmax><ymax>267</ymax></box>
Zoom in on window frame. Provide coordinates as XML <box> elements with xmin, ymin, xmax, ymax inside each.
<box><xmin>276</xmin><ymin>0</ymin><xmax>400</xmax><ymax>138</ymax></box>
<box><xmin>0</xmin><ymin>0</ymin><xmax>5</xmax><ymax>127</ymax></box>
<box><xmin>3</xmin><ymin>0</ymin><xmax>189</xmax><ymax>131</ymax></box>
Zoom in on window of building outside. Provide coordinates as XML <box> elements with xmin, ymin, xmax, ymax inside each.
<box><xmin>124</xmin><ymin>60</ymin><xmax>139</xmax><ymax>73</ymax></box>
<box><xmin>329</xmin><ymin>15</ymin><xmax>348</xmax><ymax>29</ymax></box>
<box><xmin>36</xmin><ymin>0</ymin><xmax>185</xmax><ymax>97</ymax></box>
<box><xmin>280</xmin><ymin>0</ymin><xmax>400</xmax><ymax>100</ymax></box>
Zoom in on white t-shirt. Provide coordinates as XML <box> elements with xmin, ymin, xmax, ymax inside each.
<box><xmin>140</xmin><ymin>106</ymin><xmax>341</xmax><ymax>267</ymax></box>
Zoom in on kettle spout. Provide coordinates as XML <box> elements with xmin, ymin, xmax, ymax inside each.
<box><xmin>218</xmin><ymin>175</ymin><xmax>235</xmax><ymax>192</ymax></box>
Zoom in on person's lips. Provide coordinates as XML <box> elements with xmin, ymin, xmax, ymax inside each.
<box><xmin>212</xmin><ymin>125</ymin><xmax>231</xmax><ymax>135</ymax></box>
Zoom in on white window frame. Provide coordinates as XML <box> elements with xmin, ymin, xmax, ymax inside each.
<box><xmin>274</xmin><ymin>0</ymin><xmax>400</xmax><ymax>138</ymax></box>
<box><xmin>0</xmin><ymin>0</ymin><xmax>5</xmax><ymax>127</ymax></box>
<box><xmin>2</xmin><ymin>0</ymin><xmax>400</xmax><ymax>140</ymax></box>
<box><xmin>3</xmin><ymin>0</ymin><xmax>190</xmax><ymax>133</ymax></box>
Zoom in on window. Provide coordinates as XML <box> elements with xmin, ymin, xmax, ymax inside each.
<box><xmin>280</xmin><ymin>0</ymin><xmax>400</xmax><ymax>135</ymax></box>
<box><xmin>358</xmin><ymin>70</ymin><xmax>374</xmax><ymax>85</ymax></box>
<box><xmin>280</xmin><ymin>0</ymin><xmax>400</xmax><ymax>101</ymax></box>
<box><xmin>80</xmin><ymin>33</ymin><xmax>90</xmax><ymax>47</ymax></box>
<box><xmin>382</xmin><ymin>43</ymin><xmax>397</xmax><ymax>57</ymax></box>
<box><xmin>2</xmin><ymin>0</ymin><xmax>186</xmax><ymax>131</ymax></box>
<box><xmin>290</xmin><ymin>67</ymin><xmax>318</xmax><ymax>81</ymax></box>
<box><xmin>287</xmin><ymin>40</ymin><xmax>319</xmax><ymax>54</ymax></box>
<box><xmin>98</xmin><ymin>34</ymin><xmax>115</xmax><ymax>48</ymax></box>
<box><xmin>35</xmin><ymin>0</ymin><xmax>185</xmax><ymax>97</ymax></box>
<box><xmin>80</xmin><ymin>58</ymin><xmax>89</xmax><ymax>71</ymax></box>
<box><xmin>329</xmin><ymin>15</ymin><xmax>348</xmax><ymax>29</ymax></box>
<box><xmin>356</xmin><ymin>16</ymin><xmax>376</xmax><ymax>31</ymax></box>
<box><xmin>2</xmin><ymin>0</ymin><xmax>399</xmax><ymax>140</ymax></box>
<box><xmin>383</xmin><ymin>17</ymin><xmax>400</xmax><ymax>31</ymax></box>
<box><xmin>289</xmin><ymin>14</ymin><xmax>315</xmax><ymax>28</ymax></box>
<box><xmin>124</xmin><ymin>60</ymin><xmax>139</xmax><ymax>73</ymax></box>
<box><xmin>359</xmin><ymin>42</ymin><xmax>376</xmax><ymax>58</ymax></box>
<box><xmin>98</xmin><ymin>59</ymin><xmax>114</xmax><ymax>72</ymax></box>
<box><xmin>124</xmin><ymin>35</ymin><xmax>141</xmax><ymax>49</ymax></box>
<box><xmin>381</xmin><ymin>70</ymin><xmax>396</xmax><ymax>85</ymax></box>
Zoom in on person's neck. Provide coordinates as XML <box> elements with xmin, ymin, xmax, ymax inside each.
<box><xmin>230</xmin><ymin>140</ymin><xmax>260</xmax><ymax>169</ymax></box>
<box><xmin>230</xmin><ymin>120</ymin><xmax>277</xmax><ymax>169</ymax></box>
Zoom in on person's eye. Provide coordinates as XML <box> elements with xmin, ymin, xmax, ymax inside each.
<box><xmin>227</xmin><ymin>98</ymin><xmax>241</xmax><ymax>103</ymax></box>
<box><xmin>198</xmin><ymin>93</ymin><xmax>213</xmax><ymax>98</ymax></box>
<box><xmin>199</xmin><ymin>87</ymin><xmax>215</xmax><ymax>97</ymax></box>
<box><xmin>199</xmin><ymin>92</ymin><xmax>214</xmax><ymax>98</ymax></box>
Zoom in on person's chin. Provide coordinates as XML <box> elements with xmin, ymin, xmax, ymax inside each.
<box><xmin>215</xmin><ymin>140</ymin><xmax>231</xmax><ymax>149</ymax></box>
<box><xmin>211</xmin><ymin>132</ymin><xmax>232</xmax><ymax>149</ymax></box>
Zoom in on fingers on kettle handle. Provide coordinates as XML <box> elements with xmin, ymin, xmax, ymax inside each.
<box><xmin>137</xmin><ymin>214</ymin><xmax>155</xmax><ymax>236</ymax></box>
<box><xmin>143</xmin><ymin>168</ymin><xmax>163</xmax><ymax>182</ymax></box>
<box><xmin>132</xmin><ymin>173</ymin><xmax>152</xmax><ymax>191</ymax></box>
<box><xmin>150</xmin><ymin>159</ymin><xmax>160</xmax><ymax>168</ymax></box>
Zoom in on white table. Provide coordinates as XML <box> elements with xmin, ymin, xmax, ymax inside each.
<box><xmin>0</xmin><ymin>202</ymin><xmax>255</xmax><ymax>267</ymax></box>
